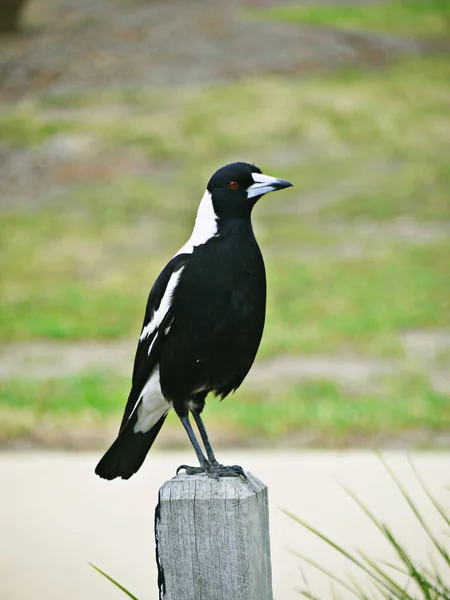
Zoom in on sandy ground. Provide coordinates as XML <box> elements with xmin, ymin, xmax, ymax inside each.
<box><xmin>0</xmin><ymin>450</ymin><xmax>449</xmax><ymax>600</ymax></box>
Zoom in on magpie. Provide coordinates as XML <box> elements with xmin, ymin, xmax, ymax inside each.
<box><xmin>95</xmin><ymin>162</ymin><xmax>292</xmax><ymax>480</ymax></box>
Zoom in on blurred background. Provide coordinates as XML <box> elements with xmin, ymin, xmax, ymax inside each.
<box><xmin>1</xmin><ymin>2</ymin><xmax>450</xmax><ymax>600</ymax></box>
<box><xmin>1</xmin><ymin>0</ymin><xmax>449</xmax><ymax>453</ymax></box>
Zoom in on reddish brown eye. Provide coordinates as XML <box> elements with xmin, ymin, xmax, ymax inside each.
<box><xmin>228</xmin><ymin>181</ymin><xmax>239</xmax><ymax>190</ymax></box>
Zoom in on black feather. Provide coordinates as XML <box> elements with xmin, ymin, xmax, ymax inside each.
<box><xmin>95</xmin><ymin>161</ymin><xmax>292</xmax><ymax>480</ymax></box>
<box><xmin>95</xmin><ymin>411</ymin><xmax>167</xmax><ymax>480</ymax></box>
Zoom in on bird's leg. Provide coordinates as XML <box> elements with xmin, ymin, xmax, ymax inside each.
<box><xmin>191</xmin><ymin>411</ymin><xmax>245</xmax><ymax>478</ymax></box>
<box><xmin>191</xmin><ymin>410</ymin><xmax>219</xmax><ymax>466</ymax></box>
<box><xmin>176</xmin><ymin>414</ymin><xmax>217</xmax><ymax>479</ymax></box>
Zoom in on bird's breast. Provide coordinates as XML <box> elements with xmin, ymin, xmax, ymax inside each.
<box><xmin>159</xmin><ymin>226</ymin><xmax>267</xmax><ymax>400</ymax></box>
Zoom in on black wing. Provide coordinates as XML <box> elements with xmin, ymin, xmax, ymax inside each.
<box><xmin>119</xmin><ymin>253</ymin><xmax>190</xmax><ymax>430</ymax></box>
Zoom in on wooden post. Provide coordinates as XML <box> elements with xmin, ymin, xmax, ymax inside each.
<box><xmin>154</xmin><ymin>471</ymin><xmax>273</xmax><ymax>600</ymax></box>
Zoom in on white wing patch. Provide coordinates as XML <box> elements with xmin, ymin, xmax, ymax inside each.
<box><xmin>133</xmin><ymin>366</ymin><xmax>171</xmax><ymax>433</ymax></box>
<box><xmin>176</xmin><ymin>189</ymin><xmax>218</xmax><ymax>256</ymax></box>
<box><xmin>139</xmin><ymin>268</ymin><xmax>184</xmax><ymax>348</ymax></box>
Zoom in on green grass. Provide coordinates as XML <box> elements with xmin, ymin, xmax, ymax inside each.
<box><xmin>322</xmin><ymin>160</ymin><xmax>450</xmax><ymax>221</ymax></box>
<box><xmin>1</xmin><ymin>56</ymin><xmax>449</xmax><ymax>346</ymax></box>
<box><xmin>3</xmin><ymin>202</ymin><xmax>449</xmax><ymax>352</ymax></box>
<box><xmin>263</xmin><ymin>240</ymin><xmax>450</xmax><ymax>358</ymax></box>
<box><xmin>210</xmin><ymin>374</ymin><xmax>450</xmax><ymax>440</ymax></box>
<box><xmin>287</xmin><ymin>458</ymin><xmax>450</xmax><ymax>600</ymax></box>
<box><xmin>218</xmin><ymin>378</ymin><xmax>449</xmax><ymax>441</ymax></box>
<box><xmin>1</xmin><ymin>55</ymin><xmax>449</xmax><ymax>443</ymax></box>
<box><xmin>1</xmin><ymin>370</ymin><xmax>448</xmax><ymax>444</ymax></box>
<box><xmin>3</xmin><ymin>58</ymin><xmax>450</xmax><ymax>176</ymax></box>
<box><xmin>0</xmin><ymin>373</ymin><xmax>126</xmax><ymax>415</ymax></box>
<box><xmin>247</xmin><ymin>0</ymin><xmax>450</xmax><ymax>38</ymax></box>
<box><xmin>0</xmin><ymin>110</ymin><xmax>78</xmax><ymax>147</ymax></box>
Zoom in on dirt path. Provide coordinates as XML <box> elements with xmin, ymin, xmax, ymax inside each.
<box><xmin>2</xmin><ymin>329</ymin><xmax>449</xmax><ymax>390</ymax></box>
<box><xmin>0</xmin><ymin>0</ymin><xmax>425</xmax><ymax>100</ymax></box>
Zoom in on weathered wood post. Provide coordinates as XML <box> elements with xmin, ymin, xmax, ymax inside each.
<box><xmin>154</xmin><ymin>471</ymin><xmax>272</xmax><ymax>600</ymax></box>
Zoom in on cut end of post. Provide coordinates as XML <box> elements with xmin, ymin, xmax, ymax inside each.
<box><xmin>162</xmin><ymin>470</ymin><xmax>266</xmax><ymax>499</ymax></box>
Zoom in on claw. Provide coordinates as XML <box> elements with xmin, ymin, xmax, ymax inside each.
<box><xmin>176</xmin><ymin>462</ymin><xmax>245</xmax><ymax>479</ymax></box>
<box><xmin>211</xmin><ymin>463</ymin><xmax>246</xmax><ymax>478</ymax></box>
<box><xmin>176</xmin><ymin>464</ymin><xmax>205</xmax><ymax>475</ymax></box>
<box><xmin>176</xmin><ymin>464</ymin><xmax>190</xmax><ymax>474</ymax></box>
<box><xmin>205</xmin><ymin>463</ymin><xmax>220</xmax><ymax>480</ymax></box>
<box><xmin>230</xmin><ymin>465</ymin><xmax>245</xmax><ymax>477</ymax></box>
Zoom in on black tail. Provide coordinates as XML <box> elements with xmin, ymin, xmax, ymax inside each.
<box><xmin>95</xmin><ymin>413</ymin><xmax>167</xmax><ymax>480</ymax></box>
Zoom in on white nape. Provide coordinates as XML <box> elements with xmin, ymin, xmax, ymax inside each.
<box><xmin>176</xmin><ymin>189</ymin><xmax>218</xmax><ymax>256</ymax></box>
<box><xmin>133</xmin><ymin>366</ymin><xmax>170</xmax><ymax>433</ymax></box>
<box><xmin>139</xmin><ymin>268</ymin><xmax>184</xmax><ymax>344</ymax></box>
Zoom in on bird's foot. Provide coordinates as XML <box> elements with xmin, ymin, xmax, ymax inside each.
<box><xmin>176</xmin><ymin>462</ymin><xmax>245</xmax><ymax>479</ymax></box>
<box><xmin>211</xmin><ymin>463</ymin><xmax>245</xmax><ymax>478</ymax></box>
<box><xmin>176</xmin><ymin>462</ymin><xmax>219</xmax><ymax>480</ymax></box>
<box><xmin>176</xmin><ymin>464</ymin><xmax>206</xmax><ymax>476</ymax></box>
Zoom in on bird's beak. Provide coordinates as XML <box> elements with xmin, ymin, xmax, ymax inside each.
<box><xmin>247</xmin><ymin>173</ymin><xmax>293</xmax><ymax>199</ymax></box>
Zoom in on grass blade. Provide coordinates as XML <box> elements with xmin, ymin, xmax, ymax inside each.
<box><xmin>409</xmin><ymin>458</ymin><xmax>450</xmax><ymax>529</ymax></box>
<box><xmin>290</xmin><ymin>548</ymin><xmax>362</xmax><ymax>598</ymax></box>
<box><xmin>338</xmin><ymin>488</ymin><xmax>417</xmax><ymax>598</ymax></box>
<box><xmin>357</xmin><ymin>549</ymin><xmax>415</xmax><ymax>600</ymax></box>
<box><xmin>297</xmin><ymin>590</ymin><xmax>322</xmax><ymax>600</ymax></box>
<box><xmin>379</xmin><ymin>456</ymin><xmax>450</xmax><ymax>564</ymax></box>
<box><xmin>89</xmin><ymin>563</ymin><xmax>140</xmax><ymax>600</ymax></box>
<box><xmin>346</xmin><ymin>572</ymin><xmax>376</xmax><ymax>600</ymax></box>
<box><xmin>284</xmin><ymin>509</ymin><xmax>412</xmax><ymax>599</ymax></box>
<box><xmin>383</xmin><ymin>526</ymin><xmax>443</xmax><ymax>600</ymax></box>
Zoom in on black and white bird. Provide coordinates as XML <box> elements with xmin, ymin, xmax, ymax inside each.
<box><xmin>95</xmin><ymin>162</ymin><xmax>292</xmax><ymax>480</ymax></box>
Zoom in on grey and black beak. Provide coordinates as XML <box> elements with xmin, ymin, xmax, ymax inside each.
<box><xmin>247</xmin><ymin>173</ymin><xmax>293</xmax><ymax>199</ymax></box>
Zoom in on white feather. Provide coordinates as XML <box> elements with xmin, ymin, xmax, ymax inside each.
<box><xmin>139</xmin><ymin>268</ymin><xmax>184</xmax><ymax>344</ymax></box>
<box><xmin>133</xmin><ymin>366</ymin><xmax>171</xmax><ymax>433</ymax></box>
<box><xmin>176</xmin><ymin>189</ymin><xmax>218</xmax><ymax>256</ymax></box>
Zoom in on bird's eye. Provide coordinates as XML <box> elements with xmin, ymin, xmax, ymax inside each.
<box><xmin>228</xmin><ymin>181</ymin><xmax>240</xmax><ymax>190</ymax></box>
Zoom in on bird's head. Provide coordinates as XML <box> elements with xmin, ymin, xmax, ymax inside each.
<box><xmin>206</xmin><ymin>162</ymin><xmax>293</xmax><ymax>220</ymax></box>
